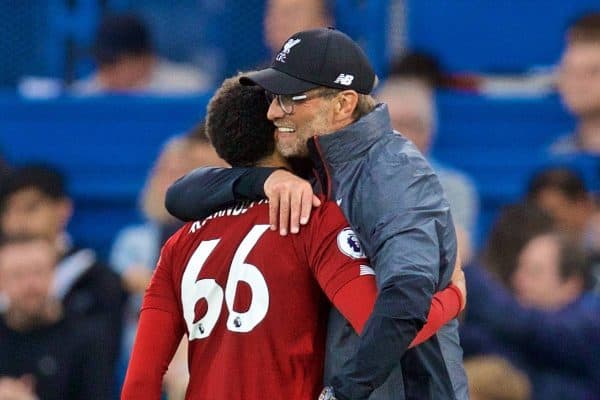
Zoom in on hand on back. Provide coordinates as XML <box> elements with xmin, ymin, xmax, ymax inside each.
<box><xmin>0</xmin><ymin>376</ymin><xmax>38</xmax><ymax>400</ymax></box>
<box><xmin>264</xmin><ymin>170</ymin><xmax>321</xmax><ymax>235</ymax></box>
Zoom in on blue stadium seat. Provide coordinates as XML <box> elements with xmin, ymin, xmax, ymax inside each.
<box><xmin>434</xmin><ymin>92</ymin><xmax>575</xmax><ymax>150</ymax></box>
<box><xmin>0</xmin><ymin>93</ymin><xmax>211</xmax><ymax>257</ymax></box>
<box><xmin>432</xmin><ymin>91</ymin><xmax>600</xmax><ymax>243</ymax></box>
<box><xmin>1</xmin><ymin>90</ymin><xmax>597</xmax><ymax>257</ymax></box>
<box><xmin>407</xmin><ymin>0</ymin><xmax>600</xmax><ymax>73</ymax></box>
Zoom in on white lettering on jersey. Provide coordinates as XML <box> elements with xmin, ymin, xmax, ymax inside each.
<box><xmin>225</xmin><ymin>225</ymin><xmax>270</xmax><ymax>332</ymax></box>
<box><xmin>181</xmin><ymin>239</ymin><xmax>222</xmax><ymax>339</ymax></box>
<box><xmin>197</xmin><ymin>200</ymin><xmax>270</xmax><ymax>228</ymax></box>
<box><xmin>190</xmin><ymin>221</ymin><xmax>202</xmax><ymax>233</ymax></box>
<box><xmin>181</xmin><ymin>225</ymin><xmax>271</xmax><ymax>340</ymax></box>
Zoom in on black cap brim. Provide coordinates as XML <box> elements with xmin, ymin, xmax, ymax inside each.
<box><xmin>239</xmin><ymin>68</ymin><xmax>319</xmax><ymax>95</ymax></box>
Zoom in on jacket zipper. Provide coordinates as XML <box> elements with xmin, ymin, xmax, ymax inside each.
<box><xmin>310</xmin><ymin>136</ymin><xmax>333</xmax><ymax>201</ymax></box>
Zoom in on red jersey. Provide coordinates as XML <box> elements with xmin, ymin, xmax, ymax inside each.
<box><xmin>142</xmin><ymin>199</ymin><xmax>370</xmax><ymax>400</ymax></box>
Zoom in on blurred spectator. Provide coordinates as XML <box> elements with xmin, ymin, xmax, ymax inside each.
<box><xmin>111</xmin><ymin>124</ymin><xmax>226</xmax><ymax>299</ymax></box>
<box><xmin>512</xmin><ymin>233</ymin><xmax>592</xmax><ymax>310</ymax></box>
<box><xmin>387</xmin><ymin>52</ymin><xmax>443</xmax><ymax>88</ymax></box>
<box><xmin>72</xmin><ymin>14</ymin><xmax>210</xmax><ymax>95</ymax></box>
<box><xmin>0</xmin><ymin>235</ymin><xmax>113</xmax><ymax>400</ymax></box>
<box><xmin>0</xmin><ymin>165</ymin><xmax>125</xmax><ymax>368</ymax></box>
<box><xmin>526</xmin><ymin>167</ymin><xmax>600</xmax><ymax>289</ymax></box>
<box><xmin>264</xmin><ymin>0</ymin><xmax>331</xmax><ymax>55</ymax></box>
<box><xmin>463</xmin><ymin>232</ymin><xmax>600</xmax><ymax>400</ymax></box>
<box><xmin>479</xmin><ymin>203</ymin><xmax>555</xmax><ymax>287</ymax></box>
<box><xmin>464</xmin><ymin>356</ymin><xmax>531</xmax><ymax>400</ymax></box>
<box><xmin>377</xmin><ymin>52</ymin><xmax>479</xmax><ymax>263</ymax></box>
<box><xmin>552</xmin><ymin>12</ymin><xmax>600</xmax><ymax>154</ymax></box>
<box><xmin>109</xmin><ymin>123</ymin><xmax>226</xmax><ymax>393</ymax></box>
<box><xmin>527</xmin><ymin>167</ymin><xmax>596</xmax><ymax>248</ymax></box>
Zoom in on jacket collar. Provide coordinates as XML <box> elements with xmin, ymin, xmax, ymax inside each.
<box><xmin>308</xmin><ymin>103</ymin><xmax>392</xmax><ymax>165</ymax></box>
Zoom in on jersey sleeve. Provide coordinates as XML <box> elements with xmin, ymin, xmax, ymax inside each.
<box><xmin>302</xmin><ymin>201</ymin><xmax>372</xmax><ymax>301</ymax></box>
<box><xmin>410</xmin><ymin>284</ymin><xmax>462</xmax><ymax>347</ymax></box>
<box><xmin>165</xmin><ymin>167</ymin><xmax>277</xmax><ymax>221</ymax></box>
<box><xmin>141</xmin><ymin>228</ymin><xmax>186</xmax><ymax>315</ymax></box>
<box><xmin>121</xmin><ymin>308</ymin><xmax>184</xmax><ymax>400</ymax></box>
<box><xmin>333</xmin><ymin>277</ymin><xmax>462</xmax><ymax>343</ymax></box>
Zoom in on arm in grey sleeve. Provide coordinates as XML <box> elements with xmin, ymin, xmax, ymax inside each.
<box><xmin>165</xmin><ymin>167</ymin><xmax>277</xmax><ymax>221</ymax></box>
<box><xmin>332</xmin><ymin>151</ymin><xmax>456</xmax><ymax>399</ymax></box>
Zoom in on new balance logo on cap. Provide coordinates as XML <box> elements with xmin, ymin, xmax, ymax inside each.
<box><xmin>334</xmin><ymin>74</ymin><xmax>354</xmax><ymax>86</ymax></box>
<box><xmin>276</xmin><ymin>38</ymin><xmax>301</xmax><ymax>63</ymax></box>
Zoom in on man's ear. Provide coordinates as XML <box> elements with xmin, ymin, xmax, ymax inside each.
<box><xmin>333</xmin><ymin>90</ymin><xmax>359</xmax><ymax>122</ymax></box>
<box><xmin>56</xmin><ymin>197</ymin><xmax>73</xmax><ymax>231</ymax></box>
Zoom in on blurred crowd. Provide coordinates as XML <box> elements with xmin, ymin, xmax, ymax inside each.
<box><xmin>0</xmin><ymin>1</ymin><xmax>599</xmax><ymax>400</ymax></box>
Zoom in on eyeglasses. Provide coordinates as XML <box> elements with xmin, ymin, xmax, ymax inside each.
<box><xmin>265</xmin><ymin>91</ymin><xmax>310</xmax><ymax>114</ymax></box>
<box><xmin>265</xmin><ymin>88</ymin><xmax>342</xmax><ymax>115</ymax></box>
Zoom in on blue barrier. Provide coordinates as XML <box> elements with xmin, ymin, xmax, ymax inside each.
<box><xmin>1</xmin><ymin>91</ymin><xmax>597</xmax><ymax>258</ymax></box>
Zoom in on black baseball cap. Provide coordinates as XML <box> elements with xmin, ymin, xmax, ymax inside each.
<box><xmin>240</xmin><ymin>27</ymin><xmax>376</xmax><ymax>95</ymax></box>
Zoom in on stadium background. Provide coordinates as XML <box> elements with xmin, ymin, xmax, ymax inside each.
<box><xmin>1</xmin><ymin>0</ymin><xmax>600</xmax><ymax>261</ymax></box>
<box><xmin>2</xmin><ymin>1</ymin><xmax>600</xmax><ymax>399</ymax></box>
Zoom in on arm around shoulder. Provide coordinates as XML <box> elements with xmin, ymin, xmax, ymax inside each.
<box><xmin>165</xmin><ymin>167</ymin><xmax>277</xmax><ymax>221</ymax></box>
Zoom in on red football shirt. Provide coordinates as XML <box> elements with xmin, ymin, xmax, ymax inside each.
<box><xmin>142</xmin><ymin>199</ymin><xmax>370</xmax><ymax>400</ymax></box>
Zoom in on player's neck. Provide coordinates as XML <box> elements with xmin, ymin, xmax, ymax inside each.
<box><xmin>255</xmin><ymin>152</ymin><xmax>290</xmax><ymax>169</ymax></box>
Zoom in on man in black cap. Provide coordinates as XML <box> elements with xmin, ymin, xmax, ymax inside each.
<box><xmin>166</xmin><ymin>28</ymin><xmax>468</xmax><ymax>400</ymax></box>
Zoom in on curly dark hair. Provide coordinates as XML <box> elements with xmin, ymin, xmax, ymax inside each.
<box><xmin>206</xmin><ymin>74</ymin><xmax>275</xmax><ymax>167</ymax></box>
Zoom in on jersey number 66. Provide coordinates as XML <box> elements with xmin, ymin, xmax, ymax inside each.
<box><xmin>181</xmin><ymin>225</ymin><xmax>270</xmax><ymax>340</ymax></box>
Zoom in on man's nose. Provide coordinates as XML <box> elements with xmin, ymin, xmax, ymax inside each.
<box><xmin>267</xmin><ymin>98</ymin><xmax>285</xmax><ymax>121</ymax></box>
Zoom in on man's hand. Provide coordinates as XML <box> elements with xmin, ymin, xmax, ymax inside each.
<box><xmin>264</xmin><ymin>170</ymin><xmax>321</xmax><ymax>235</ymax></box>
<box><xmin>451</xmin><ymin>251</ymin><xmax>467</xmax><ymax>312</ymax></box>
<box><xmin>0</xmin><ymin>376</ymin><xmax>38</xmax><ymax>400</ymax></box>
